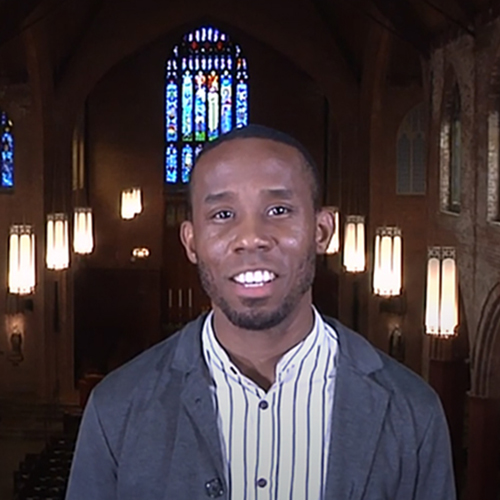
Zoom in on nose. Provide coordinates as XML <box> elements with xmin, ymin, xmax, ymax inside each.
<box><xmin>231</xmin><ymin>214</ymin><xmax>273</xmax><ymax>253</ymax></box>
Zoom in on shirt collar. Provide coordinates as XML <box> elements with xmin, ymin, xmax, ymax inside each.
<box><xmin>202</xmin><ymin>307</ymin><xmax>327</xmax><ymax>387</ymax></box>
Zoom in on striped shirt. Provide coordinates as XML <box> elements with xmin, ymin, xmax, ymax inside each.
<box><xmin>202</xmin><ymin>307</ymin><xmax>339</xmax><ymax>500</ymax></box>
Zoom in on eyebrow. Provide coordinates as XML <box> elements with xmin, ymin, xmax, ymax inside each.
<box><xmin>203</xmin><ymin>191</ymin><xmax>235</xmax><ymax>204</ymax></box>
<box><xmin>264</xmin><ymin>188</ymin><xmax>294</xmax><ymax>199</ymax></box>
<box><xmin>202</xmin><ymin>188</ymin><xmax>295</xmax><ymax>205</ymax></box>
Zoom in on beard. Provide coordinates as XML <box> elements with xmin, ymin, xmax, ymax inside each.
<box><xmin>197</xmin><ymin>245</ymin><xmax>317</xmax><ymax>331</ymax></box>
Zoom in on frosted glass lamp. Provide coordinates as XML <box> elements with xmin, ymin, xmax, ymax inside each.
<box><xmin>73</xmin><ymin>208</ymin><xmax>94</xmax><ymax>254</ymax></box>
<box><xmin>425</xmin><ymin>247</ymin><xmax>458</xmax><ymax>336</ymax></box>
<box><xmin>373</xmin><ymin>226</ymin><xmax>402</xmax><ymax>297</ymax></box>
<box><xmin>8</xmin><ymin>224</ymin><xmax>36</xmax><ymax>295</ymax></box>
<box><xmin>324</xmin><ymin>207</ymin><xmax>340</xmax><ymax>255</ymax></box>
<box><xmin>343</xmin><ymin>215</ymin><xmax>365</xmax><ymax>272</ymax></box>
<box><xmin>46</xmin><ymin>213</ymin><xmax>70</xmax><ymax>270</ymax></box>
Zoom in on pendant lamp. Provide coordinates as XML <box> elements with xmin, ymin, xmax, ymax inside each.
<box><xmin>324</xmin><ymin>207</ymin><xmax>340</xmax><ymax>255</ymax></box>
<box><xmin>8</xmin><ymin>224</ymin><xmax>36</xmax><ymax>295</ymax></box>
<box><xmin>121</xmin><ymin>188</ymin><xmax>142</xmax><ymax>220</ymax></box>
<box><xmin>73</xmin><ymin>207</ymin><xmax>94</xmax><ymax>254</ymax></box>
<box><xmin>46</xmin><ymin>213</ymin><xmax>70</xmax><ymax>270</ymax></box>
<box><xmin>373</xmin><ymin>226</ymin><xmax>402</xmax><ymax>297</ymax></box>
<box><xmin>425</xmin><ymin>247</ymin><xmax>458</xmax><ymax>336</ymax></box>
<box><xmin>343</xmin><ymin>215</ymin><xmax>365</xmax><ymax>272</ymax></box>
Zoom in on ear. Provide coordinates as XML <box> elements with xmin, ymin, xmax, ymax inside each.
<box><xmin>180</xmin><ymin>220</ymin><xmax>198</xmax><ymax>264</ymax></box>
<box><xmin>315</xmin><ymin>208</ymin><xmax>335</xmax><ymax>254</ymax></box>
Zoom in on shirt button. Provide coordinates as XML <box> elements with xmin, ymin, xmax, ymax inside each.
<box><xmin>258</xmin><ymin>400</ymin><xmax>269</xmax><ymax>410</ymax></box>
<box><xmin>256</xmin><ymin>478</ymin><xmax>267</xmax><ymax>488</ymax></box>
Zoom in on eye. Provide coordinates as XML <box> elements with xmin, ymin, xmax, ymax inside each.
<box><xmin>212</xmin><ymin>209</ymin><xmax>234</xmax><ymax>220</ymax></box>
<box><xmin>268</xmin><ymin>205</ymin><xmax>291</xmax><ymax>216</ymax></box>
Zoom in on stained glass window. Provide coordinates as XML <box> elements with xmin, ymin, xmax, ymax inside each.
<box><xmin>164</xmin><ymin>26</ymin><xmax>249</xmax><ymax>184</ymax></box>
<box><xmin>396</xmin><ymin>103</ymin><xmax>426</xmax><ymax>195</ymax></box>
<box><xmin>1</xmin><ymin>111</ymin><xmax>14</xmax><ymax>188</ymax></box>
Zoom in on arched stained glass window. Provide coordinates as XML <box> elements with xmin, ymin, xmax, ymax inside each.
<box><xmin>164</xmin><ymin>26</ymin><xmax>249</xmax><ymax>184</ymax></box>
<box><xmin>396</xmin><ymin>103</ymin><xmax>426</xmax><ymax>195</ymax></box>
<box><xmin>1</xmin><ymin>111</ymin><xmax>14</xmax><ymax>188</ymax></box>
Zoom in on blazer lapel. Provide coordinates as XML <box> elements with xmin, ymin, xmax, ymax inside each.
<box><xmin>324</xmin><ymin>364</ymin><xmax>390</xmax><ymax>500</ymax></box>
<box><xmin>167</xmin><ymin>315</ymin><xmax>226</xmax><ymax>481</ymax></box>
<box><xmin>180</xmin><ymin>364</ymin><xmax>226</xmax><ymax>478</ymax></box>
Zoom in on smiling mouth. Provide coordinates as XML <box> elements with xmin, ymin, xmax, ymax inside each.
<box><xmin>231</xmin><ymin>270</ymin><xmax>277</xmax><ymax>288</ymax></box>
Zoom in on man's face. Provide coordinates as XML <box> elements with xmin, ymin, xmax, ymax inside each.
<box><xmin>181</xmin><ymin>137</ymin><xmax>333</xmax><ymax>331</ymax></box>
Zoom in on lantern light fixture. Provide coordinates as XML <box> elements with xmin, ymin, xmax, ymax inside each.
<box><xmin>425</xmin><ymin>246</ymin><xmax>458</xmax><ymax>337</ymax></box>
<box><xmin>46</xmin><ymin>213</ymin><xmax>70</xmax><ymax>270</ymax></box>
<box><xmin>343</xmin><ymin>215</ymin><xmax>366</xmax><ymax>272</ymax></box>
<box><xmin>324</xmin><ymin>207</ymin><xmax>340</xmax><ymax>255</ymax></box>
<box><xmin>121</xmin><ymin>188</ymin><xmax>142</xmax><ymax>220</ymax></box>
<box><xmin>8</xmin><ymin>224</ymin><xmax>36</xmax><ymax>295</ymax></box>
<box><xmin>73</xmin><ymin>207</ymin><xmax>94</xmax><ymax>254</ymax></box>
<box><xmin>373</xmin><ymin>226</ymin><xmax>402</xmax><ymax>297</ymax></box>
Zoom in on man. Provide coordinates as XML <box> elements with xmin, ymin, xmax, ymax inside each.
<box><xmin>66</xmin><ymin>125</ymin><xmax>456</xmax><ymax>500</ymax></box>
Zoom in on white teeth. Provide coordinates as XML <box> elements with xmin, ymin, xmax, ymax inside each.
<box><xmin>233</xmin><ymin>270</ymin><xmax>276</xmax><ymax>286</ymax></box>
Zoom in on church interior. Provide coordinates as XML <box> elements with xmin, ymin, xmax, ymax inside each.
<box><xmin>0</xmin><ymin>0</ymin><xmax>499</xmax><ymax>498</ymax></box>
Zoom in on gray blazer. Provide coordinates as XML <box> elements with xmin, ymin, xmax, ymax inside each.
<box><xmin>66</xmin><ymin>315</ymin><xmax>456</xmax><ymax>500</ymax></box>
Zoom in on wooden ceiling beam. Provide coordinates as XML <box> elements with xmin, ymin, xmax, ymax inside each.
<box><xmin>447</xmin><ymin>0</ymin><xmax>476</xmax><ymax>17</ymax></box>
<box><xmin>369</xmin><ymin>0</ymin><xmax>431</xmax><ymax>55</ymax></box>
<box><xmin>0</xmin><ymin>0</ymin><xmax>46</xmax><ymax>48</ymax></box>
<box><xmin>312</xmin><ymin>0</ymin><xmax>362</xmax><ymax>81</ymax></box>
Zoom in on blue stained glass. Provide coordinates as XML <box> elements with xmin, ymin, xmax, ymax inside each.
<box><xmin>182</xmin><ymin>145</ymin><xmax>194</xmax><ymax>183</ymax></box>
<box><xmin>182</xmin><ymin>68</ymin><xmax>194</xmax><ymax>141</ymax></box>
<box><xmin>166</xmin><ymin>144</ymin><xmax>178</xmax><ymax>183</ymax></box>
<box><xmin>165</xmin><ymin>27</ymin><xmax>249</xmax><ymax>185</ymax></box>
<box><xmin>166</xmin><ymin>80</ymin><xmax>178</xmax><ymax>141</ymax></box>
<box><xmin>236</xmin><ymin>81</ymin><xmax>248</xmax><ymax>128</ymax></box>
<box><xmin>1</xmin><ymin>113</ymin><xmax>13</xmax><ymax>188</ymax></box>
<box><xmin>208</xmin><ymin>71</ymin><xmax>220</xmax><ymax>140</ymax></box>
<box><xmin>221</xmin><ymin>72</ymin><xmax>232</xmax><ymax>134</ymax></box>
<box><xmin>195</xmin><ymin>70</ymin><xmax>207</xmax><ymax>141</ymax></box>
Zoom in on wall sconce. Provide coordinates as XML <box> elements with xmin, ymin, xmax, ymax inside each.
<box><xmin>131</xmin><ymin>247</ymin><xmax>150</xmax><ymax>260</ymax></box>
<box><xmin>324</xmin><ymin>207</ymin><xmax>340</xmax><ymax>255</ymax></box>
<box><xmin>388</xmin><ymin>325</ymin><xmax>405</xmax><ymax>362</ymax></box>
<box><xmin>4</xmin><ymin>312</ymin><xmax>25</xmax><ymax>366</ymax></box>
<box><xmin>8</xmin><ymin>224</ymin><xmax>36</xmax><ymax>295</ymax></box>
<box><xmin>425</xmin><ymin>246</ymin><xmax>458</xmax><ymax>337</ymax></box>
<box><xmin>46</xmin><ymin>213</ymin><xmax>70</xmax><ymax>270</ymax></box>
<box><xmin>373</xmin><ymin>226</ymin><xmax>402</xmax><ymax>297</ymax></box>
<box><xmin>343</xmin><ymin>215</ymin><xmax>365</xmax><ymax>272</ymax></box>
<box><xmin>8</xmin><ymin>329</ymin><xmax>23</xmax><ymax>366</ymax></box>
<box><xmin>121</xmin><ymin>188</ymin><xmax>142</xmax><ymax>220</ymax></box>
<box><xmin>73</xmin><ymin>207</ymin><xmax>94</xmax><ymax>254</ymax></box>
